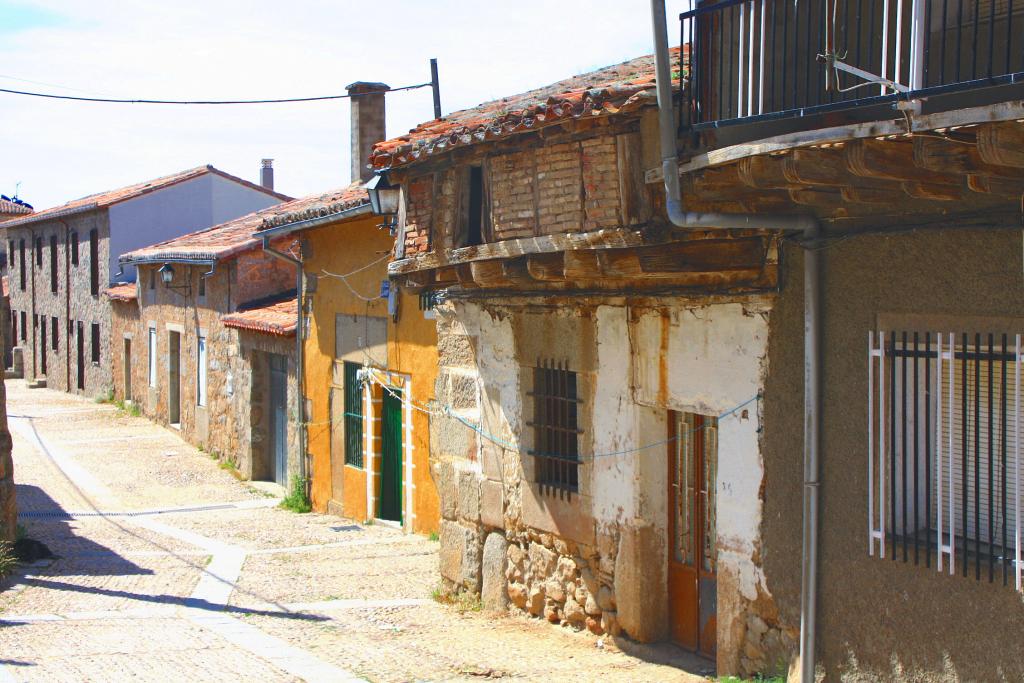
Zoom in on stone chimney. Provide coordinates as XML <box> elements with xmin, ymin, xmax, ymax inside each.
<box><xmin>345</xmin><ymin>82</ymin><xmax>390</xmax><ymax>183</ymax></box>
<box><xmin>260</xmin><ymin>159</ymin><xmax>274</xmax><ymax>191</ymax></box>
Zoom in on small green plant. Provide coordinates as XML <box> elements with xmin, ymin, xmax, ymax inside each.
<box><xmin>428</xmin><ymin>531</ymin><xmax>439</xmax><ymax>542</ymax></box>
<box><xmin>0</xmin><ymin>541</ymin><xmax>16</xmax><ymax>578</ymax></box>
<box><xmin>430</xmin><ymin>584</ymin><xmax>481</xmax><ymax>613</ymax></box>
<box><xmin>95</xmin><ymin>389</ymin><xmax>115</xmax><ymax>404</ymax></box>
<box><xmin>197</xmin><ymin>444</ymin><xmax>206</xmax><ymax>453</ymax></box>
<box><xmin>280</xmin><ymin>477</ymin><xmax>312</xmax><ymax>513</ymax></box>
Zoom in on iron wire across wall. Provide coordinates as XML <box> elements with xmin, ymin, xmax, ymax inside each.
<box><xmin>681</xmin><ymin>0</ymin><xmax>1024</xmax><ymax>130</ymax></box>
<box><xmin>868</xmin><ymin>330</ymin><xmax>1023</xmax><ymax>590</ymax></box>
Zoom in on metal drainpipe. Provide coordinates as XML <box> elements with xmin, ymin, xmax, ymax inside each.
<box><xmin>260</xmin><ymin>239</ymin><xmax>307</xmax><ymax>488</ymax></box>
<box><xmin>649</xmin><ymin>2</ymin><xmax>822</xmax><ymax>681</ymax></box>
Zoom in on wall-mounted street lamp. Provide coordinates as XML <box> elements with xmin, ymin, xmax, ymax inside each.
<box><xmin>158</xmin><ymin>263</ymin><xmax>175</xmax><ymax>285</ymax></box>
<box><xmin>365</xmin><ymin>172</ymin><xmax>400</xmax><ymax>233</ymax></box>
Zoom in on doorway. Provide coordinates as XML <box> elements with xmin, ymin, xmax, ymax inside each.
<box><xmin>76</xmin><ymin>321</ymin><xmax>84</xmax><ymax>390</ymax></box>
<box><xmin>168</xmin><ymin>331</ymin><xmax>180</xmax><ymax>426</ymax></box>
<box><xmin>668</xmin><ymin>411</ymin><xmax>718</xmax><ymax>658</ymax></box>
<box><xmin>39</xmin><ymin>317</ymin><xmax>46</xmax><ymax>375</ymax></box>
<box><xmin>268</xmin><ymin>353</ymin><xmax>288</xmax><ymax>485</ymax></box>
<box><xmin>123</xmin><ymin>338</ymin><xmax>132</xmax><ymax>402</ymax></box>
<box><xmin>378</xmin><ymin>388</ymin><xmax>403</xmax><ymax>523</ymax></box>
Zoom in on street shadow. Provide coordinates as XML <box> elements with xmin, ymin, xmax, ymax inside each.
<box><xmin>5</xmin><ymin>578</ymin><xmax>327</xmax><ymax>622</ymax></box>
<box><xmin>14</xmin><ymin>483</ymin><xmax>152</xmax><ymax>577</ymax></box>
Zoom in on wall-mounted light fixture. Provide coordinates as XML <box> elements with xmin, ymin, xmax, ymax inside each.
<box><xmin>365</xmin><ymin>172</ymin><xmax>400</xmax><ymax>233</ymax></box>
<box><xmin>158</xmin><ymin>263</ymin><xmax>175</xmax><ymax>285</ymax></box>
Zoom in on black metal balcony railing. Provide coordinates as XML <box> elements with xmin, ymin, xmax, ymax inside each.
<box><xmin>681</xmin><ymin>0</ymin><xmax>1024</xmax><ymax>130</ymax></box>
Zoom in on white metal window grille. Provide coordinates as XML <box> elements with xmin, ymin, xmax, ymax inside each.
<box><xmin>197</xmin><ymin>336</ymin><xmax>207</xmax><ymax>407</ymax></box>
<box><xmin>148</xmin><ymin>327</ymin><xmax>157</xmax><ymax>388</ymax></box>
<box><xmin>868</xmin><ymin>330</ymin><xmax>1023</xmax><ymax>591</ymax></box>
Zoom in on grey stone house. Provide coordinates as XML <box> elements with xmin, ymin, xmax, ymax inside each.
<box><xmin>3</xmin><ymin>166</ymin><xmax>287</xmax><ymax>396</ymax></box>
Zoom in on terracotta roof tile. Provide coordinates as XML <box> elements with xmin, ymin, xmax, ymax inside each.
<box><xmin>5</xmin><ymin>165</ymin><xmax>290</xmax><ymax>229</ymax></box>
<box><xmin>123</xmin><ymin>182</ymin><xmax>368</xmax><ymax>263</ymax></box>
<box><xmin>221</xmin><ymin>292</ymin><xmax>297</xmax><ymax>337</ymax></box>
<box><xmin>259</xmin><ymin>181</ymin><xmax>368</xmax><ymax>230</ymax></box>
<box><xmin>370</xmin><ymin>47</ymin><xmax>685</xmax><ymax>171</ymax></box>
<box><xmin>0</xmin><ymin>198</ymin><xmax>33</xmax><ymax>216</ymax></box>
<box><xmin>104</xmin><ymin>283</ymin><xmax>137</xmax><ymax>302</ymax></box>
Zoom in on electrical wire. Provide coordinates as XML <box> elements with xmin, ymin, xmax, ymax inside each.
<box><xmin>0</xmin><ymin>81</ymin><xmax>432</xmax><ymax>105</ymax></box>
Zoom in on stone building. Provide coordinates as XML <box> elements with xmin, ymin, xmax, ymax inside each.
<box><xmin>249</xmin><ymin>81</ymin><xmax>440</xmax><ymax>533</ymax></box>
<box><xmin>371</xmin><ymin>47</ymin><xmax>780</xmax><ymax>660</ymax></box>
<box><xmin>647</xmin><ymin>1</ymin><xmax>1024</xmax><ymax>679</ymax></box>
<box><xmin>1</xmin><ymin>197</ymin><xmax>33</xmax><ymax>372</ymax></box>
<box><xmin>111</xmin><ymin>196</ymin><xmax>329</xmax><ymax>487</ymax></box>
<box><xmin>3</xmin><ymin>165</ymin><xmax>287</xmax><ymax>397</ymax></box>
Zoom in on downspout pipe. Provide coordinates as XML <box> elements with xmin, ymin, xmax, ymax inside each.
<box><xmin>260</xmin><ymin>238</ymin><xmax>307</xmax><ymax>489</ymax></box>
<box><xmin>649</xmin><ymin>2</ymin><xmax>822</xmax><ymax>681</ymax></box>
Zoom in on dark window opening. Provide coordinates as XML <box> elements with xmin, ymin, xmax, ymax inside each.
<box><xmin>465</xmin><ymin>165</ymin><xmax>485</xmax><ymax>247</ymax></box>
<box><xmin>148</xmin><ymin>268</ymin><xmax>155</xmax><ymax>290</ymax></box>
<box><xmin>90</xmin><ymin>322</ymin><xmax>100</xmax><ymax>364</ymax></box>
<box><xmin>10</xmin><ymin>310</ymin><xmax>16</xmax><ymax>346</ymax></box>
<box><xmin>71</xmin><ymin>232</ymin><xmax>79</xmax><ymax>267</ymax></box>
<box><xmin>39</xmin><ymin>318</ymin><xmax>46</xmax><ymax>375</ymax></box>
<box><xmin>89</xmin><ymin>229</ymin><xmax>99</xmax><ymax>296</ymax></box>
<box><xmin>51</xmin><ymin>316</ymin><xmax>58</xmax><ymax>351</ymax></box>
<box><xmin>198</xmin><ymin>275</ymin><xmax>206</xmax><ymax>298</ymax></box>
<box><xmin>19</xmin><ymin>312</ymin><xmax>25</xmax><ymax>342</ymax></box>
<box><xmin>34</xmin><ymin>237</ymin><xmax>41</xmax><ymax>267</ymax></box>
<box><xmin>344</xmin><ymin>361</ymin><xmax>364</xmax><ymax>468</ymax></box>
<box><xmin>49</xmin><ymin>235</ymin><xmax>58</xmax><ymax>294</ymax></box>
<box><xmin>530</xmin><ymin>360</ymin><xmax>581</xmax><ymax>496</ymax></box>
<box><xmin>18</xmin><ymin>239</ymin><xmax>25</xmax><ymax>291</ymax></box>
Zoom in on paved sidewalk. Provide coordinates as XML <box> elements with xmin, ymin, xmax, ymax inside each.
<box><xmin>0</xmin><ymin>381</ymin><xmax>707</xmax><ymax>682</ymax></box>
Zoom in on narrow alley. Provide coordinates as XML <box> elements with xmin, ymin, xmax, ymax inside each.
<box><xmin>0</xmin><ymin>380</ymin><xmax>704</xmax><ymax>682</ymax></box>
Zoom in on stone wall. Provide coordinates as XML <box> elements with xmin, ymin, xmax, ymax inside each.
<box><xmin>7</xmin><ymin>210</ymin><xmax>113</xmax><ymax>397</ymax></box>
<box><xmin>431</xmin><ymin>296</ymin><xmax>792</xmax><ymax>677</ymax></box>
<box><xmin>112</xmin><ymin>259</ymin><xmax>299</xmax><ymax>484</ymax></box>
<box><xmin>0</xmin><ymin>331</ymin><xmax>13</xmax><ymax>542</ymax></box>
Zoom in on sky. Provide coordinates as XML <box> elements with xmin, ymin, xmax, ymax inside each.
<box><xmin>0</xmin><ymin>1</ymin><xmax>684</xmax><ymax>210</ymax></box>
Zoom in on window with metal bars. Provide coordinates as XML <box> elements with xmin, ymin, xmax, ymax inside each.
<box><xmin>343</xmin><ymin>361</ymin><xmax>364</xmax><ymax>468</ymax></box>
<box><xmin>868</xmin><ymin>330</ymin><xmax>1024</xmax><ymax>591</ymax></box>
<box><xmin>529</xmin><ymin>360</ymin><xmax>581</xmax><ymax>496</ymax></box>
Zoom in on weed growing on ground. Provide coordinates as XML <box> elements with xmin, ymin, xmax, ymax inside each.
<box><xmin>280</xmin><ymin>477</ymin><xmax>312</xmax><ymax>513</ymax></box>
<box><xmin>111</xmin><ymin>399</ymin><xmax>141</xmax><ymax>417</ymax></box>
<box><xmin>95</xmin><ymin>390</ymin><xmax>114</xmax><ymax>404</ymax></box>
<box><xmin>718</xmin><ymin>676</ymin><xmax>785</xmax><ymax>683</ymax></box>
<box><xmin>0</xmin><ymin>542</ymin><xmax>16</xmax><ymax>578</ymax></box>
<box><xmin>428</xmin><ymin>531</ymin><xmax>439</xmax><ymax>542</ymax></box>
<box><xmin>430</xmin><ymin>584</ymin><xmax>482</xmax><ymax>613</ymax></box>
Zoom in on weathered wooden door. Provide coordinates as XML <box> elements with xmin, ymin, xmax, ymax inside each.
<box><xmin>378</xmin><ymin>389</ymin><xmax>403</xmax><ymax>523</ymax></box>
<box><xmin>39</xmin><ymin>318</ymin><xmax>46</xmax><ymax>375</ymax></box>
<box><xmin>668</xmin><ymin>411</ymin><xmax>718</xmax><ymax>657</ymax></box>
<box><xmin>124</xmin><ymin>338</ymin><xmax>132</xmax><ymax>402</ymax></box>
<box><xmin>268</xmin><ymin>353</ymin><xmax>288</xmax><ymax>485</ymax></box>
<box><xmin>168</xmin><ymin>331</ymin><xmax>180</xmax><ymax>425</ymax></box>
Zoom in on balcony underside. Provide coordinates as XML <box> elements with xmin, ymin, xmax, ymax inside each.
<box><xmin>389</xmin><ymin>228</ymin><xmax>779</xmax><ymax>295</ymax></box>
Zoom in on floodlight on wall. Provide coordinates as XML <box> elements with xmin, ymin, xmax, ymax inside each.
<box><xmin>365</xmin><ymin>172</ymin><xmax>400</xmax><ymax>232</ymax></box>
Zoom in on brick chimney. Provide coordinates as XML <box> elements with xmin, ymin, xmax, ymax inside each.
<box><xmin>260</xmin><ymin>159</ymin><xmax>274</xmax><ymax>191</ymax></box>
<box><xmin>345</xmin><ymin>82</ymin><xmax>390</xmax><ymax>183</ymax></box>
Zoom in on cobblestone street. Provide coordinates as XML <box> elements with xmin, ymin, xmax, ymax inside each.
<box><xmin>0</xmin><ymin>381</ymin><xmax>707</xmax><ymax>682</ymax></box>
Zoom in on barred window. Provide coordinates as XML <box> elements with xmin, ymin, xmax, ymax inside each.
<box><xmin>529</xmin><ymin>360</ymin><xmax>581</xmax><ymax>496</ymax></box>
<box><xmin>869</xmin><ymin>330</ymin><xmax>1024</xmax><ymax>591</ymax></box>
<box><xmin>343</xmin><ymin>361</ymin><xmax>363</xmax><ymax>468</ymax></box>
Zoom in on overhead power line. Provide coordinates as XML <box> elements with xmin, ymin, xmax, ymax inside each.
<box><xmin>0</xmin><ymin>81</ymin><xmax>432</xmax><ymax>105</ymax></box>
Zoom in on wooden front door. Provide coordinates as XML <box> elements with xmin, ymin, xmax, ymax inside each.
<box><xmin>168</xmin><ymin>331</ymin><xmax>180</xmax><ymax>425</ymax></box>
<box><xmin>378</xmin><ymin>388</ymin><xmax>403</xmax><ymax>523</ymax></box>
<box><xmin>268</xmin><ymin>353</ymin><xmax>288</xmax><ymax>485</ymax></box>
<box><xmin>668</xmin><ymin>411</ymin><xmax>718</xmax><ymax>657</ymax></box>
<box><xmin>123</xmin><ymin>338</ymin><xmax>132</xmax><ymax>402</ymax></box>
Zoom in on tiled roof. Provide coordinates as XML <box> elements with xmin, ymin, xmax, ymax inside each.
<box><xmin>259</xmin><ymin>181</ymin><xmax>368</xmax><ymax>230</ymax></box>
<box><xmin>123</xmin><ymin>183</ymin><xmax>368</xmax><ymax>264</ymax></box>
<box><xmin>104</xmin><ymin>283</ymin><xmax>137</xmax><ymax>302</ymax></box>
<box><xmin>370</xmin><ymin>47</ymin><xmax>685</xmax><ymax>170</ymax></box>
<box><xmin>0</xmin><ymin>198</ymin><xmax>33</xmax><ymax>216</ymax></box>
<box><xmin>221</xmin><ymin>292</ymin><xmax>297</xmax><ymax>337</ymax></box>
<box><xmin>4</xmin><ymin>165</ymin><xmax>290</xmax><ymax>229</ymax></box>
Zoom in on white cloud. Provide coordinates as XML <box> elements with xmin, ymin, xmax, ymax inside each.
<box><xmin>0</xmin><ymin>1</ymin><xmax>679</xmax><ymax>208</ymax></box>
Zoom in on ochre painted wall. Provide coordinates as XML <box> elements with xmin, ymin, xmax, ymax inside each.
<box><xmin>301</xmin><ymin>213</ymin><xmax>439</xmax><ymax>535</ymax></box>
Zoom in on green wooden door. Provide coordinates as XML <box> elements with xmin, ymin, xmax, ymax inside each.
<box><xmin>379</xmin><ymin>389</ymin><xmax>403</xmax><ymax>523</ymax></box>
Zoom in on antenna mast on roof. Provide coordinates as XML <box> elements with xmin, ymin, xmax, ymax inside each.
<box><xmin>430</xmin><ymin>58</ymin><xmax>442</xmax><ymax>120</ymax></box>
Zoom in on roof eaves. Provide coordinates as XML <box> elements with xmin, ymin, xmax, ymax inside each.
<box><xmin>2</xmin><ymin>202</ymin><xmax>100</xmax><ymax>229</ymax></box>
<box><xmin>255</xmin><ymin>201</ymin><xmax>371</xmax><ymax>239</ymax></box>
